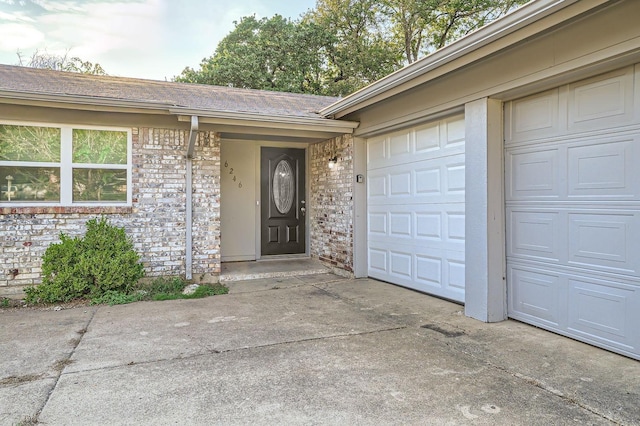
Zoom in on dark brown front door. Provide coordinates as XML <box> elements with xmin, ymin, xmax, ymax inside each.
<box><xmin>260</xmin><ymin>147</ymin><xmax>306</xmax><ymax>255</ymax></box>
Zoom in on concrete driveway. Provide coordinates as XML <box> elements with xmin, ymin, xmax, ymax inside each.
<box><xmin>1</xmin><ymin>274</ymin><xmax>639</xmax><ymax>425</ymax></box>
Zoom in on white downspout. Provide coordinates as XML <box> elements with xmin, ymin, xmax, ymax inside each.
<box><xmin>185</xmin><ymin>115</ymin><xmax>199</xmax><ymax>280</ymax></box>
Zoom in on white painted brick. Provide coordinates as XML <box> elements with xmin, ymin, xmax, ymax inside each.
<box><xmin>0</xmin><ymin>128</ymin><xmax>222</xmax><ymax>292</ymax></box>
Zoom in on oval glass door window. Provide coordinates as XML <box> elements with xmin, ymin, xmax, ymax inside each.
<box><xmin>273</xmin><ymin>160</ymin><xmax>294</xmax><ymax>214</ymax></box>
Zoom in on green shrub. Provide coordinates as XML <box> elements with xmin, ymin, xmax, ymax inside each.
<box><xmin>24</xmin><ymin>217</ymin><xmax>145</xmax><ymax>304</ymax></box>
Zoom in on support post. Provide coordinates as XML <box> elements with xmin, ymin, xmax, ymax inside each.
<box><xmin>185</xmin><ymin>116</ymin><xmax>198</xmax><ymax>281</ymax></box>
<box><xmin>464</xmin><ymin>98</ymin><xmax>506</xmax><ymax>322</ymax></box>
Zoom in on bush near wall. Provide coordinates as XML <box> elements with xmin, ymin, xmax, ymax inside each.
<box><xmin>24</xmin><ymin>217</ymin><xmax>145</xmax><ymax>303</ymax></box>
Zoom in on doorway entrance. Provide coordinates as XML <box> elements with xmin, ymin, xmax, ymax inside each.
<box><xmin>260</xmin><ymin>147</ymin><xmax>306</xmax><ymax>255</ymax></box>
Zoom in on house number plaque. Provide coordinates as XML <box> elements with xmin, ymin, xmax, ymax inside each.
<box><xmin>224</xmin><ymin>160</ymin><xmax>242</xmax><ymax>188</ymax></box>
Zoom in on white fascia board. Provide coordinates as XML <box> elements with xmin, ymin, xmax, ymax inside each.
<box><xmin>0</xmin><ymin>89</ymin><xmax>176</xmax><ymax>113</ymax></box>
<box><xmin>174</xmin><ymin>110</ymin><xmax>359</xmax><ymax>134</ymax></box>
<box><xmin>320</xmin><ymin>0</ymin><xmax>609</xmax><ymax>118</ymax></box>
<box><xmin>0</xmin><ymin>91</ymin><xmax>359</xmax><ymax>136</ymax></box>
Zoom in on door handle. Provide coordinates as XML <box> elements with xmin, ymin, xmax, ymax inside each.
<box><xmin>300</xmin><ymin>206</ymin><xmax>306</xmax><ymax>216</ymax></box>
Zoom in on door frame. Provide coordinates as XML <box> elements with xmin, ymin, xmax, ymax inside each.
<box><xmin>254</xmin><ymin>141</ymin><xmax>310</xmax><ymax>259</ymax></box>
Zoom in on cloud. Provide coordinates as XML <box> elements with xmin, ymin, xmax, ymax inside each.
<box><xmin>0</xmin><ymin>0</ymin><xmax>315</xmax><ymax>79</ymax></box>
<box><xmin>0</xmin><ymin>22</ymin><xmax>43</xmax><ymax>50</ymax></box>
<box><xmin>38</xmin><ymin>0</ymin><xmax>164</xmax><ymax>55</ymax></box>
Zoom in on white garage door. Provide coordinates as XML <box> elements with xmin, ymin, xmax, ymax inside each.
<box><xmin>505</xmin><ymin>66</ymin><xmax>640</xmax><ymax>359</ymax></box>
<box><xmin>367</xmin><ymin>115</ymin><xmax>465</xmax><ymax>302</ymax></box>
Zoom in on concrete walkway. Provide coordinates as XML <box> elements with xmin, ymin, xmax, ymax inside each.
<box><xmin>1</xmin><ymin>274</ymin><xmax>638</xmax><ymax>425</ymax></box>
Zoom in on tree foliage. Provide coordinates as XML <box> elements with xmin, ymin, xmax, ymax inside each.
<box><xmin>176</xmin><ymin>15</ymin><xmax>330</xmax><ymax>94</ymax></box>
<box><xmin>17</xmin><ymin>49</ymin><xmax>107</xmax><ymax>75</ymax></box>
<box><xmin>303</xmin><ymin>0</ymin><xmax>401</xmax><ymax>95</ymax></box>
<box><xmin>176</xmin><ymin>0</ymin><xmax>528</xmax><ymax>95</ymax></box>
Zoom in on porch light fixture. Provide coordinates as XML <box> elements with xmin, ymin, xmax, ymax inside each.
<box><xmin>328</xmin><ymin>156</ymin><xmax>338</xmax><ymax>169</ymax></box>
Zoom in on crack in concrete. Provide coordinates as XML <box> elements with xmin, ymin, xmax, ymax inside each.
<box><xmin>33</xmin><ymin>308</ymin><xmax>98</xmax><ymax>422</ymax></box>
<box><xmin>312</xmin><ymin>283</ymin><xmax>623</xmax><ymax>425</ymax></box>
<box><xmin>227</xmin><ymin>277</ymin><xmax>348</xmax><ymax>295</ymax></box>
<box><xmin>496</xmin><ymin>365</ymin><xmax>623</xmax><ymax>425</ymax></box>
<box><xmin>54</xmin><ymin>325</ymin><xmax>408</xmax><ymax>377</ymax></box>
<box><xmin>214</xmin><ymin>326</ymin><xmax>408</xmax><ymax>355</ymax></box>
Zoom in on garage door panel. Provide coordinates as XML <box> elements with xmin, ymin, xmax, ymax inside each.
<box><xmin>568</xmin><ymin>212</ymin><xmax>639</xmax><ymax>274</ymax></box>
<box><xmin>509</xmin><ymin>265</ymin><xmax>640</xmax><ymax>356</ymax></box>
<box><xmin>568</xmin><ymin>67</ymin><xmax>635</xmax><ymax>132</ymax></box>
<box><xmin>389</xmin><ymin>132</ymin><xmax>411</xmax><ymax>157</ymax></box>
<box><xmin>415</xmin><ymin>254</ymin><xmax>441</xmax><ymax>285</ymax></box>
<box><xmin>367</xmin><ymin>136</ymin><xmax>387</xmax><ymax>165</ymax></box>
<box><xmin>416</xmin><ymin>212</ymin><xmax>441</xmax><ymax>239</ymax></box>
<box><xmin>368</xmin><ymin>174</ymin><xmax>387</xmax><ymax>199</ymax></box>
<box><xmin>506</xmin><ymin>148</ymin><xmax>559</xmax><ymax>199</ymax></box>
<box><xmin>446</xmin><ymin>259</ymin><xmax>465</xmax><ymax>293</ymax></box>
<box><xmin>389</xmin><ymin>170</ymin><xmax>411</xmax><ymax>196</ymax></box>
<box><xmin>507</xmin><ymin>209</ymin><xmax>561</xmax><ymax>262</ymax></box>
<box><xmin>367</xmin><ymin>116</ymin><xmax>465</xmax><ymax>170</ymax></box>
<box><xmin>390</xmin><ymin>250</ymin><xmax>413</xmax><ymax>279</ymax></box>
<box><xmin>369</xmin><ymin>248</ymin><xmax>388</xmax><ymax>274</ymax></box>
<box><xmin>368</xmin><ymin>205</ymin><xmax>465</xmax><ymax>252</ymax></box>
<box><xmin>567</xmin><ymin>137</ymin><xmax>638</xmax><ymax>199</ymax></box>
<box><xmin>368</xmin><ymin>154</ymin><xmax>466</xmax><ymax>205</ymax></box>
<box><xmin>444</xmin><ymin>116</ymin><xmax>465</xmax><ymax>148</ymax></box>
<box><xmin>367</xmin><ymin>239</ymin><xmax>465</xmax><ymax>301</ymax></box>
<box><xmin>389</xmin><ymin>212</ymin><xmax>412</xmax><ymax>237</ymax></box>
<box><xmin>415</xmin><ymin>167</ymin><xmax>440</xmax><ymax>195</ymax></box>
<box><xmin>447</xmin><ymin>163</ymin><xmax>466</xmax><ymax>194</ymax></box>
<box><xmin>567</xmin><ymin>277</ymin><xmax>639</xmax><ymax>351</ymax></box>
<box><xmin>368</xmin><ymin>212</ymin><xmax>387</xmax><ymax>235</ymax></box>
<box><xmin>415</xmin><ymin>123</ymin><xmax>440</xmax><ymax>152</ymax></box>
<box><xmin>507</xmin><ymin>133</ymin><xmax>640</xmax><ymax>202</ymax></box>
<box><xmin>505</xmin><ymin>88</ymin><xmax>562</xmax><ymax>143</ymax></box>
<box><xmin>508</xmin><ymin>208</ymin><xmax>640</xmax><ymax>276</ymax></box>
<box><xmin>447</xmin><ymin>213</ymin><xmax>465</xmax><ymax>241</ymax></box>
<box><xmin>509</xmin><ymin>265</ymin><xmax>562</xmax><ymax>326</ymax></box>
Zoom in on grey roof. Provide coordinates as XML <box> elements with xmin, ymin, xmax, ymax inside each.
<box><xmin>0</xmin><ymin>64</ymin><xmax>339</xmax><ymax>119</ymax></box>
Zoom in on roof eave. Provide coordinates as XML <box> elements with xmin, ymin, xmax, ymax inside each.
<box><xmin>0</xmin><ymin>90</ymin><xmax>358</xmax><ymax>135</ymax></box>
<box><xmin>0</xmin><ymin>89</ymin><xmax>176</xmax><ymax>113</ymax></box>
<box><xmin>173</xmin><ymin>109</ymin><xmax>359</xmax><ymax>135</ymax></box>
<box><xmin>320</xmin><ymin>0</ymin><xmax>609</xmax><ymax>118</ymax></box>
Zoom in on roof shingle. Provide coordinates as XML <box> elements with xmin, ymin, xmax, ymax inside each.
<box><xmin>0</xmin><ymin>64</ymin><xmax>339</xmax><ymax>119</ymax></box>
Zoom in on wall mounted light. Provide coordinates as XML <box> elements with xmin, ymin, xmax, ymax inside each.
<box><xmin>328</xmin><ymin>156</ymin><xmax>338</xmax><ymax>169</ymax></box>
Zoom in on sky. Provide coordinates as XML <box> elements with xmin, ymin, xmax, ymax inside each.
<box><xmin>0</xmin><ymin>0</ymin><xmax>317</xmax><ymax>80</ymax></box>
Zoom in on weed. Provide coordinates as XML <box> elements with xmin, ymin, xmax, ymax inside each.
<box><xmin>141</xmin><ymin>276</ymin><xmax>186</xmax><ymax>294</ymax></box>
<box><xmin>88</xmin><ymin>277</ymin><xmax>229</xmax><ymax>305</ymax></box>
<box><xmin>188</xmin><ymin>284</ymin><xmax>229</xmax><ymax>298</ymax></box>
<box><xmin>151</xmin><ymin>293</ymin><xmax>182</xmax><ymax>302</ymax></box>
<box><xmin>0</xmin><ymin>298</ymin><xmax>9</xmax><ymax>308</ymax></box>
<box><xmin>90</xmin><ymin>290</ymin><xmax>143</xmax><ymax>306</ymax></box>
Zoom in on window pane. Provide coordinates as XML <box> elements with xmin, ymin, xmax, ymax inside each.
<box><xmin>73</xmin><ymin>169</ymin><xmax>127</xmax><ymax>202</ymax></box>
<box><xmin>0</xmin><ymin>166</ymin><xmax>60</xmax><ymax>202</ymax></box>
<box><xmin>0</xmin><ymin>125</ymin><xmax>61</xmax><ymax>162</ymax></box>
<box><xmin>73</xmin><ymin>129</ymin><xmax>127</xmax><ymax>164</ymax></box>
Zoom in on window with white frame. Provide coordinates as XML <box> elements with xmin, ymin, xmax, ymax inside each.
<box><xmin>0</xmin><ymin>122</ymin><xmax>132</xmax><ymax>205</ymax></box>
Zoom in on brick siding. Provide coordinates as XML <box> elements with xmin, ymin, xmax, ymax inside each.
<box><xmin>309</xmin><ymin>134</ymin><xmax>354</xmax><ymax>276</ymax></box>
<box><xmin>0</xmin><ymin>128</ymin><xmax>221</xmax><ymax>296</ymax></box>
